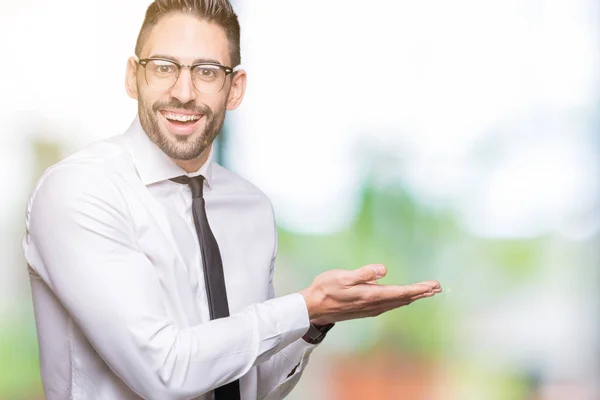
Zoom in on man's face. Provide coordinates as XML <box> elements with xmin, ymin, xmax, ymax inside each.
<box><xmin>127</xmin><ymin>14</ymin><xmax>243</xmax><ymax>161</ymax></box>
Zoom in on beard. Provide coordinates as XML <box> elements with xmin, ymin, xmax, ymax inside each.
<box><xmin>138</xmin><ymin>96</ymin><xmax>226</xmax><ymax>161</ymax></box>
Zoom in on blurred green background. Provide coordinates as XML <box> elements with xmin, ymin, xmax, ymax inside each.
<box><xmin>1</xmin><ymin>0</ymin><xmax>599</xmax><ymax>399</ymax></box>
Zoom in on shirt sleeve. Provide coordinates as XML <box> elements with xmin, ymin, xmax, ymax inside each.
<box><xmin>23</xmin><ymin>164</ymin><xmax>310</xmax><ymax>400</ymax></box>
<box><xmin>255</xmin><ymin>209</ymin><xmax>320</xmax><ymax>400</ymax></box>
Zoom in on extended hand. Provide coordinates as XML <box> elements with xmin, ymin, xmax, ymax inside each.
<box><xmin>298</xmin><ymin>264</ymin><xmax>441</xmax><ymax>326</ymax></box>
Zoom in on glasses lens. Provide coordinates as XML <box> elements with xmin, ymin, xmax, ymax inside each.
<box><xmin>192</xmin><ymin>65</ymin><xmax>226</xmax><ymax>94</ymax></box>
<box><xmin>145</xmin><ymin>60</ymin><xmax>179</xmax><ymax>91</ymax></box>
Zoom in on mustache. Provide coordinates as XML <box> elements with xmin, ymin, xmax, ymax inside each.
<box><xmin>152</xmin><ymin>99</ymin><xmax>212</xmax><ymax>116</ymax></box>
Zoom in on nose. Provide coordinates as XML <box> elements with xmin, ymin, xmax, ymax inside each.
<box><xmin>169</xmin><ymin>68</ymin><xmax>197</xmax><ymax>104</ymax></box>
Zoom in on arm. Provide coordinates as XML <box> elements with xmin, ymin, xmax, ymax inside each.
<box><xmin>255</xmin><ymin>250</ymin><xmax>319</xmax><ymax>400</ymax></box>
<box><xmin>24</xmin><ymin>165</ymin><xmax>310</xmax><ymax>400</ymax></box>
<box><xmin>255</xmin><ymin>201</ymin><xmax>443</xmax><ymax>399</ymax></box>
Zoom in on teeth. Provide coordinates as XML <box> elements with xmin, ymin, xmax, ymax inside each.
<box><xmin>164</xmin><ymin>113</ymin><xmax>201</xmax><ymax>122</ymax></box>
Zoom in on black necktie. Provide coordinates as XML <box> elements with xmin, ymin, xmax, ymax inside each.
<box><xmin>170</xmin><ymin>175</ymin><xmax>241</xmax><ymax>400</ymax></box>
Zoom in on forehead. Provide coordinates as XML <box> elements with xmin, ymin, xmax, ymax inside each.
<box><xmin>142</xmin><ymin>13</ymin><xmax>231</xmax><ymax>65</ymax></box>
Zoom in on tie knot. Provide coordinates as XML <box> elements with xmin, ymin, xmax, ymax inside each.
<box><xmin>170</xmin><ymin>175</ymin><xmax>205</xmax><ymax>198</ymax></box>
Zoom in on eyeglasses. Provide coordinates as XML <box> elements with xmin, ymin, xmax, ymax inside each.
<box><xmin>134</xmin><ymin>56</ymin><xmax>238</xmax><ymax>94</ymax></box>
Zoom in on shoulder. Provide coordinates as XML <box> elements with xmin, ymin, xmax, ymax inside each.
<box><xmin>211</xmin><ymin>163</ymin><xmax>271</xmax><ymax>200</ymax></box>
<box><xmin>210</xmin><ymin>163</ymin><xmax>276</xmax><ymax>215</ymax></box>
<box><xmin>26</xmin><ymin>135</ymin><xmax>133</xmax><ymax>225</ymax></box>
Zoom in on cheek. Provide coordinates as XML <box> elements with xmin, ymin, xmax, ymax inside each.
<box><xmin>197</xmin><ymin>95</ymin><xmax>227</xmax><ymax>115</ymax></box>
<box><xmin>137</xmin><ymin>90</ymin><xmax>162</xmax><ymax>113</ymax></box>
<box><xmin>136</xmin><ymin>76</ymin><xmax>161</xmax><ymax>108</ymax></box>
<box><xmin>216</xmin><ymin>95</ymin><xmax>229</xmax><ymax>113</ymax></box>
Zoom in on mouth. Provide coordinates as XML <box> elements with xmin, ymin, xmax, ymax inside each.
<box><xmin>159</xmin><ymin>110</ymin><xmax>204</xmax><ymax>136</ymax></box>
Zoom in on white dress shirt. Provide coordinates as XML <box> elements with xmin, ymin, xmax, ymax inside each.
<box><xmin>23</xmin><ymin>117</ymin><xmax>317</xmax><ymax>400</ymax></box>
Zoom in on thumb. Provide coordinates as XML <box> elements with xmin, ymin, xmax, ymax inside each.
<box><xmin>350</xmin><ymin>264</ymin><xmax>386</xmax><ymax>284</ymax></box>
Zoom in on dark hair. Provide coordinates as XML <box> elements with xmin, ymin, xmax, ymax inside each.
<box><xmin>135</xmin><ymin>0</ymin><xmax>241</xmax><ymax>67</ymax></box>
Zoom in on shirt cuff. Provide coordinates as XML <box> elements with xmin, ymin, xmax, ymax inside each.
<box><xmin>267</xmin><ymin>293</ymin><xmax>310</xmax><ymax>353</ymax></box>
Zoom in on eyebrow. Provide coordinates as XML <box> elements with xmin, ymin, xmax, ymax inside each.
<box><xmin>148</xmin><ymin>54</ymin><xmax>224</xmax><ymax>65</ymax></box>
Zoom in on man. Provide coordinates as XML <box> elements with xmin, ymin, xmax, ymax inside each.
<box><xmin>23</xmin><ymin>1</ymin><xmax>442</xmax><ymax>399</ymax></box>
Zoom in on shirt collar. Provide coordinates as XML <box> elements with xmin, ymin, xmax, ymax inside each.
<box><xmin>124</xmin><ymin>116</ymin><xmax>215</xmax><ymax>188</ymax></box>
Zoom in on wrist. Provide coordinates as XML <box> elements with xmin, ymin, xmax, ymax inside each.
<box><xmin>302</xmin><ymin>322</ymin><xmax>335</xmax><ymax>344</ymax></box>
<box><xmin>299</xmin><ymin>287</ymin><xmax>327</xmax><ymax>325</ymax></box>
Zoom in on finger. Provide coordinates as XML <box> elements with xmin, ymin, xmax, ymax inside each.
<box><xmin>329</xmin><ymin>289</ymin><xmax>441</xmax><ymax>323</ymax></box>
<box><xmin>376</xmin><ymin>282</ymin><xmax>437</xmax><ymax>300</ymax></box>
<box><xmin>338</xmin><ymin>299</ymin><xmax>415</xmax><ymax>321</ymax></box>
<box><xmin>345</xmin><ymin>264</ymin><xmax>386</xmax><ymax>286</ymax></box>
<box><xmin>374</xmin><ymin>293</ymin><xmax>438</xmax><ymax>315</ymax></box>
<box><xmin>415</xmin><ymin>280</ymin><xmax>441</xmax><ymax>290</ymax></box>
<box><xmin>409</xmin><ymin>291</ymin><xmax>440</xmax><ymax>301</ymax></box>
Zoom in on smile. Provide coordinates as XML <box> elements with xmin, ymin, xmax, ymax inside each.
<box><xmin>159</xmin><ymin>110</ymin><xmax>204</xmax><ymax>136</ymax></box>
<box><xmin>163</xmin><ymin>112</ymin><xmax>201</xmax><ymax>122</ymax></box>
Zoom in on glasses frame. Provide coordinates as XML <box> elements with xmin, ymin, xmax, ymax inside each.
<box><xmin>134</xmin><ymin>55</ymin><xmax>239</xmax><ymax>94</ymax></box>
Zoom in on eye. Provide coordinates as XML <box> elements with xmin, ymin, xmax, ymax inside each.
<box><xmin>149</xmin><ymin>60</ymin><xmax>177</xmax><ymax>75</ymax></box>
<box><xmin>193</xmin><ymin>66</ymin><xmax>220</xmax><ymax>81</ymax></box>
<box><xmin>157</xmin><ymin>65</ymin><xmax>174</xmax><ymax>73</ymax></box>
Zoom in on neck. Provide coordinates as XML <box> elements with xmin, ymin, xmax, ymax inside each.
<box><xmin>173</xmin><ymin>147</ymin><xmax>211</xmax><ymax>173</ymax></box>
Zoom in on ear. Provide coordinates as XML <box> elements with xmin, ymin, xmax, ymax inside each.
<box><xmin>125</xmin><ymin>57</ymin><xmax>140</xmax><ymax>100</ymax></box>
<box><xmin>225</xmin><ymin>69</ymin><xmax>247</xmax><ymax>111</ymax></box>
